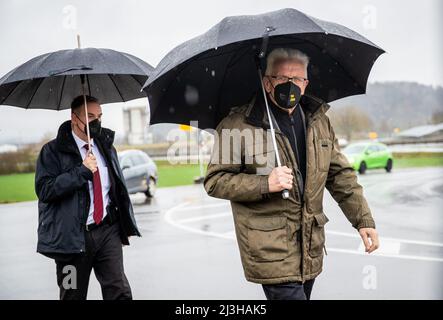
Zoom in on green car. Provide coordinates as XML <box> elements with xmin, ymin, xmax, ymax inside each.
<box><xmin>342</xmin><ymin>142</ymin><xmax>393</xmax><ymax>174</ymax></box>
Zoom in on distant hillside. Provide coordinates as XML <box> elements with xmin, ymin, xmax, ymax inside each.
<box><xmin>330</xmin><ymin>82</ymin><xmax>443</xmax><ymax>131</ymax></box>
<box><xmin>145</xmin><ymin>82</ymin><xmax>443</xmax><ymax>142</ymax></box>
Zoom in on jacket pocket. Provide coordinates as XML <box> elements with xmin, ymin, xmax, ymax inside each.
<box><xmin>247</xmin><ymin>216</ymin><xmax>289</xmax><ymax>262</ymax></box>
<box><xmin>308</xmin><ymin>212</ymin><xmax>329</xmax><ymax>258</ymax></box>
<box><xmin>38</xmin><ymin>203</ymin><xmax>55</xmax><ymax>243</ymax></box>
<box><xmin>316</xmin><ymin>139</ymin><xmax>332</xmax><ymax>172</ymax></box>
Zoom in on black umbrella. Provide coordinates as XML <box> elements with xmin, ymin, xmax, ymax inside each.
<box><xmin>143</xmin><ymin>8</ymin><xmax>384</xmax><ymax>199</ymax></box>
<box><xmin>143</xmin><ymin>8</ymin><xmax>384</xmax><ymax>130</ymax></box>
<box><xmin>0</xmin><ymin>36</ymin><xmax>153</xmax><ymax>148</ymax></box>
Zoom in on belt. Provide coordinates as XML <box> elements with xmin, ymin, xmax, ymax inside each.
<box><xmin>85</xmin><ymin>204</ymin><xmax>119</xmax><ymax>232</ymax></box>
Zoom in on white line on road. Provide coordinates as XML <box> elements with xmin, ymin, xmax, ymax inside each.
<box><xmin>328</xmin><ymin>230</ymin><xmax>443</xmax><ymax>247</ymax></box>
<box><xmin>164</xmin><ymin>202</ymin><xmax>443</xmax><ymax>263</ymax></box>
<box><xmin>173</xmin><ymin>202</ymin><xmax>228</xmax><ymax>212</ymax></box>
<box><xmin>164</xmin><ymin>202</ymin><xmax>234</xmax><ymax>240</ymax></box>
<box><xmin>175</xmin><ymin>211</ymin><xmax>231</xmax><ymax>223</ymax></box>
<box><xmin>329</xmin><ymin>247</ymin><xmax>443</xmax><ymax>263</ymax></box>
<box><xmin>358</xmin><ymin>238</ymin><xmax>401</xmax><ymax>255</ymax></box>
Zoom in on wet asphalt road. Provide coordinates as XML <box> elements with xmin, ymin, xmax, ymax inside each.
<box><xmin>0</xmin><ymin>167</ymin><xmax>442</xmax><ymax>299</ymax></box>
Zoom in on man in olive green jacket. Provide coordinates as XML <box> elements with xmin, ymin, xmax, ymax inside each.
<box><xmin>203</xmin><ymin>48</ymin><xmax>379</xmax><ymax>300</ymax></box>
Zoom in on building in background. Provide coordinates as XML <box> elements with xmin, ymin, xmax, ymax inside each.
<box><xmin>396</xmin><ymin>123</ymin><xmax>443</xmax><ymax>142</ymax></box>
<box><xmin>122</xmin><ymin>99</ymin><xmax>152</xmax><ymax>145</ymax></box>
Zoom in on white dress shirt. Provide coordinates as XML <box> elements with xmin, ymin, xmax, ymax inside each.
<box><xmin>72</xmin><ymin>131</ymin><xmax>111</xmax><ymax>225</ymax></box>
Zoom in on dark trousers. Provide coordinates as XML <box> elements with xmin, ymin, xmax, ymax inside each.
<box><xmin>55</xmin><ymin>222</ymin><xmax>132</xmax><ymax>300</ymax></box>
<box><xmin>262</xmin><ymin>279</ymin><xmax>315</xmax><ymax>300</ymax></box>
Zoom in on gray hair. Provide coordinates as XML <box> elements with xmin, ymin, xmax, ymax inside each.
<box><xmin>265</xmin><ymin>48</ymin><xmax>310</xmax><ymax>77</ymax></box>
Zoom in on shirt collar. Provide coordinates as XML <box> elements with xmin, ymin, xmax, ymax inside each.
<box><xmin>71</xmin><ymin>130</ymin><xmax>94</xmax><ymax>150</ymax></box>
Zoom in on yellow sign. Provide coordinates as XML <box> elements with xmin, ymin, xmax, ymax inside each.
<box><xmin>368</xmin><ymin>131</ymin><xmax>378</xmax><ymax>139</ymax></box>
<box><xmin>179</xmin><ymin>124</ymin><xmax>192</xmax><ymax>131</ymax></box>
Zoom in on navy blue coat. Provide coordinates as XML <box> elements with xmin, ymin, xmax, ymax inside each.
<box><xmin>35</xmin><ymin>120</ymin><xmax>141</xmax><ymax>257</ymax></box>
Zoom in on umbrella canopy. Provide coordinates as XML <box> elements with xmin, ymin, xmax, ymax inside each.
<box><xmin>143</xmin><ymin>8</ymin><xmax>385</xmax><ymax>129</ymax></box>
<box><xmin>0</xmin><ymin>47</ymin><xmax>153</xmax><ymax>110</ymax></box>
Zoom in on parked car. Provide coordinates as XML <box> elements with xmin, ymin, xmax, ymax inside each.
<box><xmin>342</xmin><ymin>142</ymin><xmax>393</xmax><ymax>174</ymax></box>
<box><xmin>118</xmin><ymin>149</ymin><xmax>158</xmax><ymax>198</ymax></box>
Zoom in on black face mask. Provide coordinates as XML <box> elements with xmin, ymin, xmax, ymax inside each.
<box><xmin>73</xmin><ymin>113</ymin><xmax>102</xmax><ymax>138</ymax></box>
<box><xmin>271</xmin><ymin>81</ymin><xmax>302</xmax><ymax>109</ymax></box>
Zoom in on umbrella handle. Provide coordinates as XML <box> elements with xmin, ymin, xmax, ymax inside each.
<box><xmin>282</xmin><ymin>189</ymin><xmax>290</xmax><ymax>199</ymax></box>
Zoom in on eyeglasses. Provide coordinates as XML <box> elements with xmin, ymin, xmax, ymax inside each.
<box><xmin>267</xmin><ymin>75</ymin><xmax>308</xmax><ymax>84</ymax></box>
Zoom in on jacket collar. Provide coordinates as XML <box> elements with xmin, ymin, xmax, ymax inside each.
<box><xmin>56</xmin><ymin>120</ymin><xmax>115</xmax><ymax>154</ymax></box>
<box><xmin>244</xmin><ymin>93</ymin><xmax>330</xmax><ymax>129</ymax></box>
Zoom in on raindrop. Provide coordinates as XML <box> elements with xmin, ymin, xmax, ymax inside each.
<box><xmin>208</xmin><ymin>105</ymin><xmax>213</xmax><ymax>110</ymax></box>
<box><xmin>205</xmin><ymin>67</ymin><xmax>209</xmax><ymax>72</ymax></box>
<box><xmin>169</xmin><ymin>106</ymin><xmax>175</xmax><ymax>114</ymax></box>
<box><xmin>184</xmin><ymin>85</ymin><xmax>199</xmax><ymax>106</ymax></box>
<box><xmin>211</xmin><ymin>70</ymin><xmax>216</xmax><ymax>77</ymax></box>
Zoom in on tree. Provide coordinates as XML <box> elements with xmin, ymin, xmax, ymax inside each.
<box><xmin>328</xmin><ymin>106</ymin><xmax>373</xmax><ymax>141</ymax></box>
<box><xmin>431</xmin><ymin>111</ymin><xmax>443</xmax><ymax>124</ymax></box>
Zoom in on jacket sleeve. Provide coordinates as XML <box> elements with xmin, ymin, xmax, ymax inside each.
<box><xmin>204</xmin><ymin>116</ymin><xmax>270</xmax><ymax>203</ymax></box>
<box><xmin>325</xmin><ymin>118</ymin><xmax>376</xmax><ymax>230</ymax></box>
<box><xmin>35</xmin><ymin>143</ymin><xmax>93</xmax><ymax>203</ymax></box>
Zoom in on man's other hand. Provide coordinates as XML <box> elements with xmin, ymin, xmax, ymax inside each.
<box><xmin>359</xmin><ymin>228</ymin><xmax>380</xmax><ymax>254</ymax></box>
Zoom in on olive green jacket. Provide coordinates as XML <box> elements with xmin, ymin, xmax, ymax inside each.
<box><xmin>204</xmin><ymin>94</ymin><xmax>376</xmax><ymax>284</ymax></box>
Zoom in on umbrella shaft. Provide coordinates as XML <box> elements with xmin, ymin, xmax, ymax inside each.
<box><xmin>81</xmin><ymin>77</ymin><xmax>91</xmax><ymax>150</ymax></box>
<box><xmin>257</xmin><ymin>68</ymin><xmax>282</xmax><ymax>167</ymax></box>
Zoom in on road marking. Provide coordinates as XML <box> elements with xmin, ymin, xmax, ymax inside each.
<box><xmin>328</xmin><ymin>230</ymin><xmax>443</xmax><ymax>247</ymax></box>
<box><xmin>175</xmin><ymin>212</ymin><xmax>231</xmax><ymax>223</ymax></box>
<box><xmin>174</xmin><ymin>203</ymin><xmax>227</xmax><ymax>212</ymax></box>
<box><xmin>164</xmin><ymin>202</ymin><xmax>234</xmax><ymax>240</ymax></box>
<box><xmin>329</xmin><ymin>247</ymin><xmax>443</xmax><ymax>263</ymax></box>
<box><xmin>358</xmin><ymin>238</ymin><xmax>401</xmax><ymax>255</ymax></box>
<box><xmin>164</xmin><ymin>202</ymin><xmax>443</xmax><ymax>263</ymax></box>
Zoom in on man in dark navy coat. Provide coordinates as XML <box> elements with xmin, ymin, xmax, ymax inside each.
<box><xmin>35</xmin><ymin>95</ymin><xmax>141</xmax><ymax>300</ymax></box>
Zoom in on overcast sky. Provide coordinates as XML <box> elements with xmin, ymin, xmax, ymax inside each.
<box><xmin>0</xmin><ymin>0</ymin><xmax>442</xmax><ymax>144</ymax></box>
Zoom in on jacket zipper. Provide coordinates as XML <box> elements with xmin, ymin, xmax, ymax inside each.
<box><xmin>288</xmin><ymin>115</ymin><xmax>304</xmax><ymax>200</ymax></box>
<box><xmin>300</xmin><ymin>114</ymin><xmax>321</xmax><ymax>282</ymax></box>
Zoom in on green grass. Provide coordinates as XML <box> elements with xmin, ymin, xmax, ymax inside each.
<box><xmin>0</xmin><ymin>173</ymin><xmax>37</xmax><ymax>203</ymax></box>
<box><xmin>156</xmin><ymin>162</ymin><xmax>205</xmax><ymax>188</ymax></box>
<box><xmin>0</xmin><ymin>163</ymin><xmax>206</xmax><ymax>203</ymax></box>
<box><xmin>393</xmin><ymin>156</ymin><xmax>443</xmax><ymax>168</ymax></box>
<box><xmin>0</xmin><ymin>154</ymin><xmax>441</xmax><ymax>203</ymax></box>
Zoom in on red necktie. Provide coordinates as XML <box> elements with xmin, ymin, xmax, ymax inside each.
<box><xmin>84</xmin><ymin>144</ymin><xmax>103</xmax><ymax>225</ymax></box>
